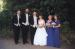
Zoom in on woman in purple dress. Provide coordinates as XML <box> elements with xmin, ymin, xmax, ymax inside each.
<box><xmin>46</xmin><ymin>15</ymin><xmax>54</xmax><ymax>46</ymax></box>
<box><xmin>53</xmin><ymin>15</ymin><xmax>61</xmax><ymax>48</ymax></box>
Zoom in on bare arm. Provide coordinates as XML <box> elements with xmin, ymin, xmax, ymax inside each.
<box><xmin>43</xmin><ymin>20</ymin><xmax>46</xmax><ymax>27</ymax></box>
<box><xmin>55</xmin><ymin>24</ymin><xmax>61</xmax><ymax>27</ymax></box>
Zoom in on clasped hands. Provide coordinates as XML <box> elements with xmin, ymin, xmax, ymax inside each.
<box><xmin>14</xmin><ymin>23</ymin><xmax>20</xmax><ymax>26</ymax></box>
<box><xmin>31</xmin><ymin>25</ymin><xmax>37</xmax><ymax>28</ymax></box>
<box><xmin>22</xmin><ymin>22</ymin><xmax>29</xmax><ymax>26</ymax></box>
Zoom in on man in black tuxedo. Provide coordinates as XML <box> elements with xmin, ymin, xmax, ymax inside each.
<box><xmin>21</xmin><ymin>8</ymin><xmax>31</xmax><ymax>44</ymax></box>
<box><xmin>29</xmin><ymin>11</ymin><xmax>38</xmax><ymax>45</ymax></box>
<box><xmin>12</xmin><ymin>10</ymin><xmax>21</xmax><ymax>44</ymax></box>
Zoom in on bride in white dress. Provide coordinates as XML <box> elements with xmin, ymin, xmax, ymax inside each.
<box><xmin>33</xmin><ymin>15</ymin><xmax>48</xmax><ymax>46</ymax></box>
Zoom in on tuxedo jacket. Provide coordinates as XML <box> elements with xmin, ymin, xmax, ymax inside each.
<box><xmin>11</xmin><ymin>15</ymin><xmax>22</xmax><ymax>29</ymax></box>
<box><xmin>21</xmin><ymin>13</ymin><xmax>31</xmax><ymax>25</ymax></box>
<box><xmin>29</xmin><ymin>15</ymin><xmax>38</xmax><ymax>25</ymax></box>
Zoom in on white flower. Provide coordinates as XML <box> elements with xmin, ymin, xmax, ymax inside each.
<box><xmin>51</xmin><ymin>22</ymin><xmax>56</xmax><ymax>25</ymax></box>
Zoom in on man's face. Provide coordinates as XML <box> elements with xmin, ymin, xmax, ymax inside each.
<box><xmin>33</xmin><ymin>12</ymin><xmax>37</xmax><ymax>15</ymax></box>
<box><xmin>25</xmin><ymin>9</ymin><xmax>29</xmax><ymax>13</ymax></box>
<box><xmin>17</xmin><ymin>10</ymin><xmax>20</xmax><ymax>14</ymax></box>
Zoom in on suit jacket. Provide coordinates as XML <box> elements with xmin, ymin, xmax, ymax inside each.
<box><xmin>11</xmin><ymin>15</ymin><xmax>21</xmax><ymax>28</ymax></box>
<box><xmin>29</xmin><ymin>15</ymin><xmax>38</xmax><ymax>25</ymax></box>
<box><xmin>21</xmin><ymin>13</ymin><xmax>31</xmax><ymax>26</ymax></box>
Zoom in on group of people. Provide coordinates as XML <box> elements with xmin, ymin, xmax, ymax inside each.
<box><xmin>11</xmin><ymin>8</ymin><xmax>61</xmax><ymax>48</ymax></box>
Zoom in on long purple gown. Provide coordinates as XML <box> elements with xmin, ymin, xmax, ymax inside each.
<box><xmin>46</xmin><ymin>20</ymin><xmax>54</xmax><ymax>46</ymax></box>
<box><xmin>53</xmin><ymin>20</ymin><xmax>61</xmax><ymax>48</ymax></box>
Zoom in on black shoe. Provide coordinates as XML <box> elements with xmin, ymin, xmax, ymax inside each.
<box><xmin>31</xmin><ymin>43</ymin><xmax>33</xmax><ymax>45</ymax></box>
<box><xmin>26</xmin><ymin>41</ymin><xmax>29</xmax><ymax>43</ymax></box>
<box><xmin>15</xmin><ymin>42</ymin><xmax>18</xmax><ymax>44</ymax></box>
<box><xmin>31</xmin><ymin>42</ymin><xmax>33</xmax><ymax>45</ymax></box>
<box><xmin>23</xmin><ymin>42</ymin><xmax>26</xmax><ymax>45</ymax></box>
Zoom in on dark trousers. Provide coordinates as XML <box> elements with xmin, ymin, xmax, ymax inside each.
<box><xmin>30</xmin><ymin>26</ymin><xmax>36</xmax><ymax>44</ymax></box>
<box><xmin>21</xmin><ymin>25</ymin><xmax>29</xmax><ymax>44</ymax></box>
<box><xmin>13</xmin><ymin>26</ymin><xmax>20</xmax><ymax>44</ymax></box>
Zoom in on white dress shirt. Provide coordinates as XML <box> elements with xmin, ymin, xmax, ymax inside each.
<box><xmin>14</xmin><ymin>14</ymin><xmax>20</xmax><ymax>26</ymax></box>
<box><xmin>17</xmin><ymin>14</ymin><xmax>20</xmax><ymax>24</ymax></box>
<box><xmin>25</xmin><ymin>13</ymin><xmax>29</xmax><ymax>25</ymax></box>
<box><xmin>33</xmin><ymin>16</ymin><xmax>37</xmax><ymax>27</ymax></box>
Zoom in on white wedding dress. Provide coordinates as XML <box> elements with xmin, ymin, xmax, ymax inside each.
<box><xmin>33</xmin><ymin>19</ymin><xmax>48</xmax><ymax>46</ymax></box>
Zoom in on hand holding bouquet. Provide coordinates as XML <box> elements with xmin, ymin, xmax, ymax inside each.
<box><xmin>51</xmin><ymin>22</ymin><xmax>56</xmax><ymax>28</ymax></box>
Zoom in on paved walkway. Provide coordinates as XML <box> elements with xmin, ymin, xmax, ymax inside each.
<box><xmin>0</xmin><ymin>38</ymin><xmax>73</xmax><ymax>49</ymax></box>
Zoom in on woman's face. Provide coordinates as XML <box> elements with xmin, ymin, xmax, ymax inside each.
<box><xmin>48</xmin><ymin>15</ymin><xmax>52</xmax><ymax>20</ymax></box>
<box><xmin>54</xmin><ymin>16</ymin><xmax>58</xmax><ymax>20</ymax></box>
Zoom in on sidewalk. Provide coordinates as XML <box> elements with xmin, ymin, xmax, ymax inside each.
<box><xmin>0</xmin><ymin>38</ymin><xmax>72</xmax><ymax>49</ymax></box>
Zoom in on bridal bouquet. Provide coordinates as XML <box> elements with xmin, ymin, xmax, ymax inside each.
<box><xmin>51</xmin><ymin>22</ymin><xmax>56</xmax><ymax>28</ymax></box>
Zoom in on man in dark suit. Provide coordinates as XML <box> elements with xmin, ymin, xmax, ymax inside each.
<box><xmin>12</xmin><ymin>9</ymin><xmax>21</xmax><ymax>44</ymax></box>
<box><xmin>29</xmin><ymin>11</ymin><xmax>38</xmax><ymax>45</ymax></box>
<box><xmin>21</xmin><ymin>8</ymin><xmax>31</xmax><ymax>44</ymax></box>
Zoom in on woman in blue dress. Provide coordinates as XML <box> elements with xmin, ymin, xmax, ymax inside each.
<box><xmin>53</xmin><ymin>15</ymin><xmax>61</xmax><ymax>48</ymax></box>
<box><xmin>46</xmin><ymin>15</ymin><xmax>54</xmax><ymax>46</ymax></box>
